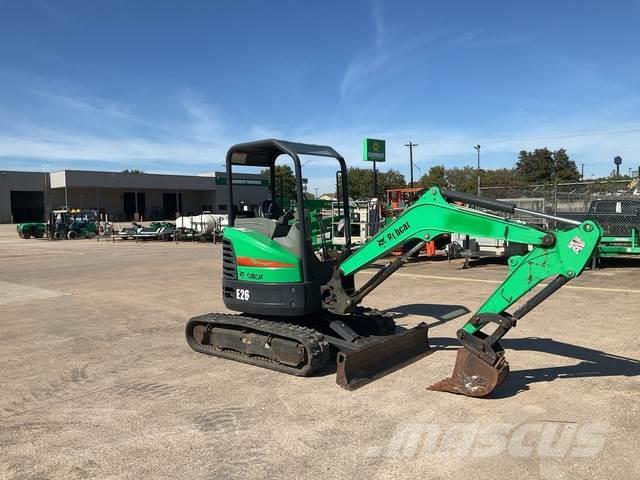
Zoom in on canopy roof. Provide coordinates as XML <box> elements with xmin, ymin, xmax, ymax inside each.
<box><xmin>227</xmin><ymin>139</ymin><xmax>342</xmax><ymax>167</ymax></box>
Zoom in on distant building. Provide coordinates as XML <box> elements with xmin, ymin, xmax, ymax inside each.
<box><xmin>0</xmin><ymin>169</ymin><xmax>268</xmax><ymax>223</ymax></box>
<box><xmin>319</xmin><ymin>193</ymin><xmax>337</xmax><ymax>201</ymax></box>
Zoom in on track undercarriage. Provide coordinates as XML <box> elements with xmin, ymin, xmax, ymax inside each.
<box><xmin>185</xmin><ymin>307</ymin><xmax>430</xmax><ymax>390</ymax></box>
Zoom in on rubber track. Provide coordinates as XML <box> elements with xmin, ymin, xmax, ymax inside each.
<box><xmin>185</xmin><ymin>313</ymin><xmax>331</xmax><ymax>376</ymax></box>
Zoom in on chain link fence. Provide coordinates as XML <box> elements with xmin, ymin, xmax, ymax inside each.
<box><xmin>480</xmin><ymin>179</ymin><xmax>640</xmax><ymax>236</ymax></box>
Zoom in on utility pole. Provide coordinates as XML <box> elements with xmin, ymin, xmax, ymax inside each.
<box><xmin>42</xmin><ymin>164</ymin><xmax>48</xmax><ymax>222</ymax></box>
<box><xmin>373</xmin><ymin>160</ymin><xmax>377</xmax><ymax>199</ymax></box>
<box><xmin>404</xmin><ymin>142</ymin><xmax>418</xmax><ymax>188</ymax></box>
<box><xmin>474</xmin><ymin>144</ymin><xmax>481</xmax><ymax>196</ymax></box>
<box><xmin>581</xmin><ymin>163</ymin><xmax>584</xmax><ymax>181</ymax></box>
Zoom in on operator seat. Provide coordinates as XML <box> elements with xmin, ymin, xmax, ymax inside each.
<box><xmin>234</xmin><ymin>199</ymin><xmax>289</xmax><ymax>239</ymax></box>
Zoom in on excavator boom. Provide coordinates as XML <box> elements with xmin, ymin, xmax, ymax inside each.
<box><xmin>328</xmin><ymin>187</ymin><xmax>602</xmax><ymax>396</ymax></box>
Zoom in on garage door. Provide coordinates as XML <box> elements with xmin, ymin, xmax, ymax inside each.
<box><xmin>10</xmin><ymin>191</ymin><xmax>44</xmax><ymax>223</ymax></box>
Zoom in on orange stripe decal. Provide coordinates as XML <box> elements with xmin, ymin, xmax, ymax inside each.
<box><xmin>237</xmin><ymin>257</ymin><xmax>296</xmax><ymax>268</ymax></box>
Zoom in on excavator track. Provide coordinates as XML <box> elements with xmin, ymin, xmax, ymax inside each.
<box><xmin>185</xmin><ymin>313</ymin><xmax>331</xmax><ymax>376</ymax></box>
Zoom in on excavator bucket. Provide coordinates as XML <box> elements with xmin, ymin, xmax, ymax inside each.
<box><xmin>336</xmin><ymin>323</ymin><xmax>430</xmax><ymax>390</ymax></box>
<box><xmin>428</xmin><ymin>348</ymin><xmax>510</xmax><ymax>397</ymax></box>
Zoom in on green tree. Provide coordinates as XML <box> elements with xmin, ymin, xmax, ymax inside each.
<box><xmin>345</xmin><ymin>167</ymin><xmax>406</xmax><ymax>199</ymax></box>
<box><xmin>419</xmin><ymin>165</ymin><xmax>447</xmax><ymax>189</ymax></box>
<box><xmin>444</xmin><ymin>166</ymin><xmax>477</xmax><ymax>193</ymax></box>
<box><xmin>121</xmin><ymin>169</ymin><xmax>144</xmax><ymax>174</ymax></box>
<box><xmin>420</xmin><ymin>166</ymin><xmax>524</xmax><ymax>191</ymax></box>
<box><xmin>344</xmin><ymin>167</ymin><xmax>372</xmax><ymax>199</ymax></box>
<box><xmin>378</xmin><ymin>169</ymin><xmax>407</xmax><ymax>193</ymax></box>
<box><xmin>261</xmin><ymin>165</ymin><xmax>296</xmax><ymax>203</ymax></box>
<box><xmin>516</xmin><ymin>148</ymin><xmax>580</xmax><ymax>183</ymax></box>
<box><xmin>481</xmin><ymin>168</ymin><xmax>525</xmax><ymax>187</ymax></box>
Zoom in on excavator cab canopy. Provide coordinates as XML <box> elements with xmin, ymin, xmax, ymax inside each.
<box><xmin>225</xmin><ymin>139</ymin><xmax>352</xmax><ymax>282</ymax></box>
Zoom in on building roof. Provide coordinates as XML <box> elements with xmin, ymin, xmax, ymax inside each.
<box><xmin>48</xmin><ymin>169</ymin><xmax>266</xmax><ymax>191</ymax></box>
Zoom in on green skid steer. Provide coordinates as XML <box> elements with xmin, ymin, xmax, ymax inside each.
<box><xmin>186</xmin><ymin>139</ymin><xmax>601</xmax><ymax>397</ymax></box>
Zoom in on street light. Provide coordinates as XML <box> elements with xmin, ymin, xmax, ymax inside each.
<box><xmin>474</xmin><ymin>144</ymin><xmax>481</xmax><ymax>196</ymax></box>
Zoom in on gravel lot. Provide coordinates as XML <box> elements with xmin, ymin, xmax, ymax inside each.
<box><xmin>1</xmin><ymin>224</ymin><xmax>638</xmax><ymax>479</ymax></box>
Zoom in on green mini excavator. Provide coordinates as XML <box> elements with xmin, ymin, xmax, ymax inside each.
<box><xmin>186</xmin><ymin>139</ymin><xmax>602</xmax><ymax>397</ymax></box>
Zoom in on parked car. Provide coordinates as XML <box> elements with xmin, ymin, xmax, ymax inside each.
<box><xmin>132</xmin><ymin>222</ymin><xmax>175</xmax><ymax>240</ymax></box>
<box><xmin>558</xmin><ymin>199</ymin><xmax>640</xmax><ymax>236</ymax></box>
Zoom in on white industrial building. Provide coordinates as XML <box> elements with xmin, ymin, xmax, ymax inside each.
<box><xmin>0</xmin><ymin>169</ymin><xmax>268</xmax><ymax>223</ymax></box>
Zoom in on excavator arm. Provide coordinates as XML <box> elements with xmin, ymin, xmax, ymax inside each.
<box><xmin>327</xmin><ymin>187</ymin><xmax>602</xmax><ymax>397</ymax></box>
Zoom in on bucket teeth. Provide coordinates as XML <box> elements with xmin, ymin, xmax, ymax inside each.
<box><xmin>428</xmin><ymin>348</ymin><xmax>510</xmax><ymax>397</ymax></box>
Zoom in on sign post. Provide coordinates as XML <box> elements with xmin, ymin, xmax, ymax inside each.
<box><xmin>363</xmin><ymin>138</ymin><xmax>386</xmax><ymax>199</ymax></box>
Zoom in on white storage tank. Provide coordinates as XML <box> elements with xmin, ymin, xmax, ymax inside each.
<box><xmin>175</xmin><ymin>213</ymin><xmax>228</xmax><ymax>234</ymax></box>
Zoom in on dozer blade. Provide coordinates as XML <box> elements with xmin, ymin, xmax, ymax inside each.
<box><xmin>336</xmin><ymin>323</ymin><xmax>430</xmax><ymax>390</ymax></box>
<box><xmin>427</xmin><ymin>348</ymin><xmax>510</xmax><ymax>397</ymax></box>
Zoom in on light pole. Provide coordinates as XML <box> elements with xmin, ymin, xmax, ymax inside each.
<box><xmin>405</xmin><ymin>142</ymin><xmax>418</xmax><ymax>188</ymax></box>
<box><xmin>474</xmin><ymin>144</ymin><xmax>481</xmax><ymax>196</ymax></box>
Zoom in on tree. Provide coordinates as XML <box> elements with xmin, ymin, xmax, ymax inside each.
<box><xmin>551</xmin><ymin>149</ymin><xmax>580</xmax><ymax>182</ymax></box>
<box><xmin>419</xmin><ymin>166</ymin><xmax>476</xmax><ymax>192</ymax></box>
<box><xmin>261</xmin><ymin>165</ymin><xmax>296</xmax><ymax>202</ymax></box>
<box><xmin>420</xmin><ymin>165</ymin><xmax>525</xmax><ymax>191</ymax></box>
<box><xmin>443</xmin><ymin>166</ymin><xmax>477</xmax><ymax>193</ymax></box>
<box><xmin>344</xmin><ymin>166</ymin><xmax>407</xmax><ymax>199</ymax></box>
<box><xmin>515</xmin><ymin>148</ymin><xmax>580</xmax><ymax>183</ymax></box>
<box><xmin>121</xmin><ymin>169</ymin><xmax>144</xmax><ymax>174</ymax></box>
<box><xmin>419</xmin><ymin>165</ymin><xmax>447</xmax><ymax>189</ymax></box>
<box><xmin>378</xmin><ymin>169</ymin><xmax>407</xmax><ymax>193</ymax></box>
<box><xmin>345</xmin><ymin>167</ymin><xmax>374</xmax><ymax>199</ymax></box>
<box><xmin>481</xmin><ymin>168</ymin><xmax>525</xmax><ymax>187</ymax></box>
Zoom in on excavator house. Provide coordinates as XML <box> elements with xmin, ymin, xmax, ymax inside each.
<box><xmin>186</xmin><ymin>139</ymin><xmax>602</xmax><ymax>397</ymax></box>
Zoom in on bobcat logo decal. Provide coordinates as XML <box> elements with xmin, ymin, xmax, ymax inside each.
<box><xmin>568</xmin><ymin>236</ymin><xmax>585</xmax><ymax>254</ymax></box>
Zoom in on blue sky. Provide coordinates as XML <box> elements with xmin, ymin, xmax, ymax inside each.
<box><xmin>1</xmin><ymin>0</ymin><xmax>640</xmax><ymax>194</ymax></box>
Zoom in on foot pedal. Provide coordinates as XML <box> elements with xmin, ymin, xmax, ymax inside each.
<box><xmin>336</xmin><ymin>323</ymin><xmax>430</xmax><ymax>390</ymax></box>
<box><xmin>428</xmin><ymin>348</ymin><xmax>510</xmax><ymax>397</ymax></box>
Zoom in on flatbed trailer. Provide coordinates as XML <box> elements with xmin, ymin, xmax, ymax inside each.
<box><xmin>597</xmin><ymin>229</ymin><xmax>640</xmax><ymax>257</ymax></box>
<box><xmin>558</xmin><ymin>198</ymin><xmax>640</xmax><ymax>262</ymax></box>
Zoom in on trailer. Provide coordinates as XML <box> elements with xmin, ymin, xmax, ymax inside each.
<box><xmin>557</xmin><ymin>198</ymin><xmax>640</xmax><ymax>262</ymax></box>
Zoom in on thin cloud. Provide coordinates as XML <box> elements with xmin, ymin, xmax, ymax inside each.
<box><xmin>31</xmin><ymin>0</ymin><xmax>70</xmax><ymax>27</ymax></box>
<box><xmin>339</xmin><ymin>1</ymin><xmax>389</xmax><ymax>100</ymax></box>
<box><xmin>339</xmin><ymin>5</ymin><xmax>446</xmax><ymax>101</ymax></box>
<box><xmin>0</xmin><ymin>129</ymin><xmax>227</xmax><ymax>165</ymax></box>
<box><xmin>1</xmin><ymin>75</ymin><xmax>638</xmax><ymax>193</ymax></box>
<box><xmin>371</xmin><ymin>1</ymin><xmax>385</xmax><ymax>48</ymax></box>
<box><xmin>31</xmin><ymin>90</ymin><xmax>135</xmax><ymax>121</ymax></box>
<box><xmin>180</xmin><ymin>91</ymin><xmax>225</xmax><ymax>141</ymax></box>
<box><xmin>0</xmin><ymin>88</ymin><xmax>232</xmax><ymax>166</ymax></box>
